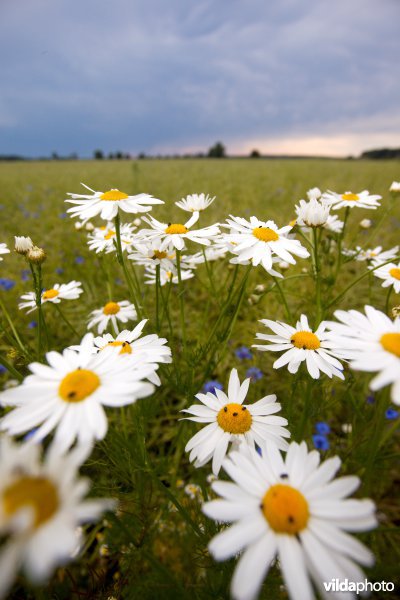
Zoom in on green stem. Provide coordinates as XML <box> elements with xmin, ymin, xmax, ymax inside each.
<box><xmin>114</xmin><ymin>212</ymin><xmax>143</xmax><ymax>320</ymax></box>
<box><xmin>312</xmin><ymin>228</ymin><xmax>322</xmax><ymax>324</ymax></box>
<box><xmin>0</xmin><ymin>295</ymin><xmax>30</xmax><ymax>358</ymax></box>
<box><xmin>273</xmin><ymin>276</ymin><xmax>293</xmax><ymax>323</ymax></box>
<box><xmin>155</xmin><ymin>264</ymin><xmax>161</xmax><ymax>332</ymax></box>
<box><xmin>0</xmin><ymin>354</ymin><xmax>24</xmax><ymax>381</ymax></box>
<box><xmin>385</xmin><ymin>285</ymin><xmax>393</xmax><ymax>315</ymax></box>
<box><xmin>176</xmin><ymin>250</ymin><xmax>187</xmax><ymax>351</ymax></box>
<box><xmin>54</xmin><ymin>304</ymin><xmax>80</xmax><ymax>339</ymax></box>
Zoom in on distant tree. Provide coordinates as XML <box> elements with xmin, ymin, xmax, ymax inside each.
<box><xmin>93</xmin><ymin>149</ymin><xmax>104</xmax><ymax>160</ymax></box>
<box><xmin>138</xmin><ymin>152</ymin><xmax>146</xmax><ymax>159</ymax></box>
<box><xmin>115</xmin><ymin>151</ymin><xmax>123</xmax><ymax>160</ymax></box>
<box><xmin>361</xmin><ymin>148</ymin><xmax>400</xmax><ymax>159</ymax></box>
<box><xmin>208</xmin><ymin>141</ymin><xmax>226</xmax><ymax>158</ymax></box>
<box><xmin>250</xmin><ymin>149</ymin><xmax>261</xmax><ymax>158</ymax></box>
<box><xmin>51</xmin><ymin>152</ymin><xmax>59</xmax><ymax>160</ymax></box>
<box><xmin>108</xmin><ymin>152</ymin><xmax>115</xmax><ymax>160</ymax></box>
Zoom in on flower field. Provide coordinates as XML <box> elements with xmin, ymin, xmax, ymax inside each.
<box><xmin>0</xmin><ymin>157</ymin><xmax>399</xmax><ymax>599</ymax></box>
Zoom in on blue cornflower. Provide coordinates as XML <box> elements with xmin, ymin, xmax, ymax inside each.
<box><xmin>312</xmin><ymin>434</ymin><xmax>330</xmax><ymax>451</ymax></box>
<box><xmin>0</xmin><ymin>278</ymin><xmax>15</xmax><ymax>291</ymax></box>
<box><xmin>21</xmin><ymin>269</ymin><xmax>30</xmax><ymax>281</ymax></box>
<box><xmin>203</xmin><ymin>380</ymin><xmax>223</xmax><ymax>394</ymax></box>
<box><xmin>28</xmin><ymin>321</ymin><xmax>37</xmax><ymax>329</ymax></box>
<box><xmin>0</xmin><ymin>364</ymin><xmax>7</xmax><ymax>375</ymax></box>
<box><xmin>385</xmin><ymin>408</ymin><xmax>399</xmax><ymax>420</ymax></box>
<box><xmin>235</xmin><ymin>345</ymin><xmax>253</xmax><ymax>360</ymax></box>
<box><xmin>245</xmin><ymin>367</ymin><xmax>263</xmax><ymax>382</ymax></box>
<box><xmin>59</xmin><ymin>212</ymin><xmax>67</xmax><ymax>219</ymax></box>
<box><xmin>75</xmin><ymin>256</ymin><xmax>84</xmax><ymax>264</ymax></box>
<box><xmin>315</xmin><ymin>421</ymin><xmax>330</xmax><ymax>435</ymax></box>
<box><xmin>115</xmin><ymin>278</ymin><xmax>123</xmax><ymax>285</ymax></box>
<box><xmin>366</xmin><ymin>394</ymin><xmax>375</xmax><ymax>404</ymax></box>
<box><xmin>55</xmin><ymin>267</ymin><xmax>64</xmax><ymax>275</ymax></box>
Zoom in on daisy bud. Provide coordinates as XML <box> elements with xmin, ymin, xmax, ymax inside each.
<box><xmin>26</xmin><ymin>246</ymin><xmax>46</xmax><ymax>264</ymax></box>
<box><xmin>14</xmin><ymin>236</ymin><xmax>34</xmax><ymax>255</ymax></box>
<box><xmin>254</xmin><ymin>284</ymin><xmax>266</xmax><ymax>293</ymax></box>
<box><xmin>295</xmin><ymin>198</ymin><xmax>330</xmax><ymax>227</ymax></box>
<box><xmin>85</xmin><ymin>222</ymin><xmax>95</xmax><ymax>231</ymax></box>
<box><xmin>389</xmin><ymin>181</ymin><xmax>400</xmax><ymax>193</ymax></box>
<box><xmin>279</xmin><ymin>261</ymin><xmax>290</xmax><ymax>270</ymax></box>
<box><xmin>74</xmin><ymin>221</ymin><xmax>83</xmax><ymax>231</ymax></box>
<box><xmin>248</xmin><ymin>294</ymin><xmax>260</xmax><ymax>305</ymax></box>
<box><xmin>133</xmin><ymin>218</ymin><xmax>142</xmax><ymax>227</ymax></box>
<box><xmin>341</xmin><ymin>423</ymin><xmax>353</xmax><ymax>433</ymax></box>
<box><xmin>306</xmin><ymin>187</ymin><xmax>322</xmax><ymax>201</ymax></box>
<box><xmin>359</xmin><ymin>218</ymin><xmax>372</xmax><ymax>229</ymax></box>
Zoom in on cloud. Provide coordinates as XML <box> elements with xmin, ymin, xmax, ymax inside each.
<box><xmin>0</xmin><ymin>0</ymin><xmax>399</xmax><ymax>155</ymax></box>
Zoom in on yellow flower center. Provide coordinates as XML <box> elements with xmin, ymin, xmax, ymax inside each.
<box><xmin>105</xmin><ymin>340</ymin><xmax>132</xmax><ymax>354</ymax></box>
<box><xmin>100</xmin><ymin>189</ymin><xmax>129</xmax><ymax>201</ymax></box>
<box><xmin>103</xmin><ymin>301</ymin><xmax>120</xmax><ymax>315</ymax></box>
<box><xmin>42</xmin><ymin>288</ymin><xmax>59</xmax><ymax>300</ymax></box>
<box><xmin>389</xmin><ymin>268</ymin><xmax>400</xmax><ymax>281</ymax></box>
<box><xmin>252</xmin><ymin>227</ymin><xmax>279</xmax><ymax>242</ymax></box>
<box><xmin>152</xmin><ymin>250</ymin><xmax>168</xmax><ymax>259</ymax></box>
<box><xmin>289</xmin><ymin>219</ymin><xmax>297</xmax><ymax>227</ymax></box>
<box><xmin>104</xmin><ymin>229</ymin><xmax>116</xmax><ymax>240</ymax></box>
<box><xmin>262</xmin><ymin>484</ymin><xmax>309</xmax><ymax>534</ymax></box>
<box><xmin>217</xmin><ymin>403</ymin><xmax>252</xmax><ymax>434</ymax></box>
<box><xmin>380</xmin><ymin>333</ymin><xmax>400</xmax><ymax>358</ymax></box>
<box><xmin>291</xmin><ymin>331</ymin><xmax>321</xmax><ymax>350</ymax></box>
<box><xmin>341</xmin><ymin>193</ymin><xmax>359</xmax><ymax>202</ymax></box>
<box><xmin>59</xmin><ymin>369</ymin><xmax>100</xmax><ymax>402</ymax></box>
<box><xmin>3</xmin><ymin>476</ymin><xmax>59</xmax><ymax>528</ymax></box>
<box><xmin>165</xmin><ymin>223</ymin><xmax>188</xmax><ymax>235</ymax></box>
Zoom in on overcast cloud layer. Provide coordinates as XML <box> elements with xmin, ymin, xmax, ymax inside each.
<box><xmin>1</xmin><ymin>0</ymin><xmax>399</xmax><ymax>157</ymax></box>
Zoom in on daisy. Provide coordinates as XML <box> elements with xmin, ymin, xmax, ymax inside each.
<box><xmin>65</xmin><ymin>183</ymin><xmax>164</xmax><ymax>222</ymax></box>
<box><xmin>184</xmin><ymin>245</ymin><xmax>228</xmax><ymax>267</ymax></box>
<box><xmin>203</xmin><ymin>442</ymin><xmax>376</xmax><ymax>600</ymax></box>
<box><xmin>87</xmin><ymin>300</ymin><xmax>137</xmax><ymax>334</ymax></box>
<box><xmin>87</xmin><ymin>222</ymin><xmax>136</xmax><ymax>254</ymax></box>
<box><xmin>344</xmin><ymin>245</ymin><xmax>399</xmax><ymax>265</ymax></box>
<box><xmin>18</xmin><ymin>281</ymin><xmax>83</xmax><ymax>313</ymax></box>
<box><xmin>182</xmin><ymin>368</ymin><xmax>290</xmax><ymax>475</ymax></box>
<box><xmin>0</xmin><ymin>438</ymin><xmax>114</xmax><ymax>598</ymax></box>
<box><xmin>0</xmin><ymin>334</ymin><xmax>156</xmax><ymax>450</ymax></box>
<box><xmin>139</xmin><ymin>212</ymin><xmax>220</xmax><ymax>252</ymax></box>
<box><xmin>144</xmin><ymin>265</ymin><xmax>194</xmax><ymax>286</ymax></box>
<box><xmin>175</xmin><ymin>193</ymin><xmax>216</xmax><ymax>213</ymax></box>
<box><xmin>321</xmin><ymin>190</ymin><xmax>381</xmax><ymax>210</ymax></box>
<box><xmin>295</xmin><ymin>198</ymin><xmax>330</xmax><ymax>228</ymax></box>
<box><xmin>14</xmin><ymin>236</ymin><xmax>33</xmax><ymax>255</ymax></box>
<box><xmin>253</xmin><ymin>314</ymin><xmax>344</xmax><ymax>380</ymax></box>
<box><xmin>221</xmin><ymin>216</ymin><xmax>309</xmax><ymax>272</ymax></box>
<box><xmin>373</xmin><ymin>261</ymin><xmax>400</xmax><ymax>293</ymax></box>
<box><xmin>128</xmin><ymin>242</ymin><xmax>177</xmax><ymax>271</ymax></box>
<box><xmin>306</xmin><ymin>187</ymin><xmax>322</xmax><ymax>201</ymax></box>
<box><xmin>323</xmin><ymin>215</ymin><xmax>344</xmax><ymax>233</ymax></box>
<box><xmin>326</xmin><ymin>305</ymin><xmax>400</xmax><ymax>404</ymax></box>
<box><xmin>389</xmin><ymin>181</ymin><xmax>400</xmax><ymax>193</ymax></box>
<box><xmin>0</xmin><ymin>243</ymin><xmax>10</xmax><ymax>261</ymax></box>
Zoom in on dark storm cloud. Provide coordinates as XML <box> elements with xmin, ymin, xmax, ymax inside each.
<box><xmin>0</xmin><ymin>0</ymin><xmax>399</xmax><ymax>156</ymax></box>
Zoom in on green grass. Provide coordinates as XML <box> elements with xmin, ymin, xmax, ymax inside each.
<box><xmin>0</xmin><ymin>158</ymin><xmax>399</xmax><ymax>599</ymax></box>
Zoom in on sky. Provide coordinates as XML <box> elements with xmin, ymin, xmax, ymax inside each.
<box><xmin>1</xmin><ymin>0</ymin><xmax>399</xmax><ymax>158</ymax></box>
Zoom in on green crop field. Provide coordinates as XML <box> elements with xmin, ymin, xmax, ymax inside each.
<box><xmin>0</xmin><ymin>158</ymin><xmax>399</xmax><ymax>600</ymax></box>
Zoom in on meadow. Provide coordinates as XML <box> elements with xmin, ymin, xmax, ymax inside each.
<box><xmin>0</xmin><ymin>158</ymin><xmax>399</xmax><ymax>599</ymax></box>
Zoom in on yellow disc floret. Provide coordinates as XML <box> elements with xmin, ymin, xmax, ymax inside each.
<box><xmin>389</xmin><ymin>268</ymin><xmax>400</xmax><ymax>281</ymax></box>
<box><xmin>341</xmin><ymin>193</ymin><xmax>359</xmax><ymax>201</ymax></box>
<box><xmin>165</xmin><ymin>224</ymin><xmax>188</xmax><ymax>235</ymax></box>
<box><xmin>3</xmin><ymin>476</ymin><xmax>59</xmax><ymax>528</ymax></box>
<box><xmin>42</xmin><ymin>289</ymin><xmax>59</xmax><ymax>300</ymax></box>
<box><xmin>105</xmin><ymin>341</ymin><xmax>132</xmax><ymax>355</ymax></box>
<box><xmin>252</xmin><ymin>227</ymin><xmax>279</xmax><ymax>242</ymax></box>
<box><xmin>59</xmin><ymin>369</ymin><xmax>100</xmax><ymax>402</ymax></box>
<box><xmin>291</xmin><ymin>331</ymin><xmax>321</xmax><ymax>350</ymax></box>
<box><xmin>262</xmin><ymin>483</ymin><xmax>309</xmax><ymax>534</ymax></box>
<box><xmin>217</xmin><ymin>403</ymin><xmax>252</xmax><ymax>434</ymax></box>
<box><xmin>380</xmin><ymin>333</ymin><xmax>400</xmax><ymax>358</ymax></box>
<box><xmin>104</xmin><ymin>229</ymin><xmax>116</xmax><ymax>240</ymax></box>
<box><xmin>152</xmin><ymin>250</ymin><xmax>168</xmax><ymax>259</ymax></box>
<box><xmin>103</xmin><ymin>301</ymin><xmax>120</xmax><ymax>315</ymax></box>
<box><xmin>100</xmin><ymin>189</ymin><xmax>129</xmax><ymax>201</ymax></box>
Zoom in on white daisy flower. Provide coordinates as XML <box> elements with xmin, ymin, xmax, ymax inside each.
<box><xmin>389</xmin><ymin>181</ymin><xmax>400</xmax><ymax>193</ymax></box>
<box><xmin>306</xmin><ymin>187</ymin><xmax>322</xmax><ymax>201</ymax></box>
<box><xmin>144</xmin><ymin>265</ymin><xmax>194</xmax><ymax>286</ymax></box>
<box><xmin>139</xmin><ymin>212</ymin><xmax>220</xmax><ymax>252</ymax></box>
<box><xmin>66</xmin><ymin>183</ymin><xmax>164</xmax><ymax>222</ymax></box>
<box><xmin>373</xmin><ymin>261</ymin><xmax>400</xmax><ymax>293</ymax></box>
<box><xmin>326</xmin><ymin>305</ymin><xmax>400</xmax><ymax>404</ymax></box>
<box><xmin>128</xmin><ymin>242</ymin><xmax>177</xmax><ymax>271</ymax></box>
<box><xmin>221</xmin><ymin>216</ymin><xmax>309</xmax><ymax>272</ymax></box>
<box><xmin>0</xmin><ymin>334</ymin><xmax>156</xmax><ymax>450</ymax></box>
<box><xmin>323</xmin><ymin>214</ymin><xmax>344</xmax><ymax>233</ymax></box>
<box><xmin>321</xmin><ymin>190</ymin><xmax>381</xmax><ymax>210</ymax></box>
<box><xmin>0</xmin><ymin>438</ymin><xmax>114</xmax><ymax>598</ymax></box>
<box><xmin>0</xmin><ymin>243</ymin><xmax>10</xmax><ymax>261</ymax></box>
<box><xmin>175</xmin><ymin>193</ymin><xmax>216</xmax><ymax>213</ymax></box>
<box><xmin>87</xmin><ymin>300</ymin><xmax>137</xmax><ymax>334</ymax></box>
<box><xmin>182</xmin><ymin>368</ymin><xmax>290</xmax><ymax>475</ymax></box>
<box><xmin>203</xmin><ymin>442</ymin><xmax>376</xmax><ymax>600</ymax></box>
<box><xmin>14</xmin><ymin>236</ymin><xmax>33</xmax><ymax>255</ymax></box>
<box><xmin>253</xmin><ymin>315</ymin><xmax>344</xmax><ymax>380</ymax></box>
<box><xmin>184</xmin><ymin>245</ymin><xmax>228</xmax><ymax>267</ymax></box>
<box><xmin>295</xmin><ymin>198</ymin><xmax>330</xmax><ymax>228</ymax></box>
<box><xmin>18</xmin><ymin>281</ymin><xmax>83</xmax><ymax>313</ymax></box>
<box><xmin>87</xmin><ymin>221</ymin><xmax>136</xmax><ymax>254</ymax></box>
